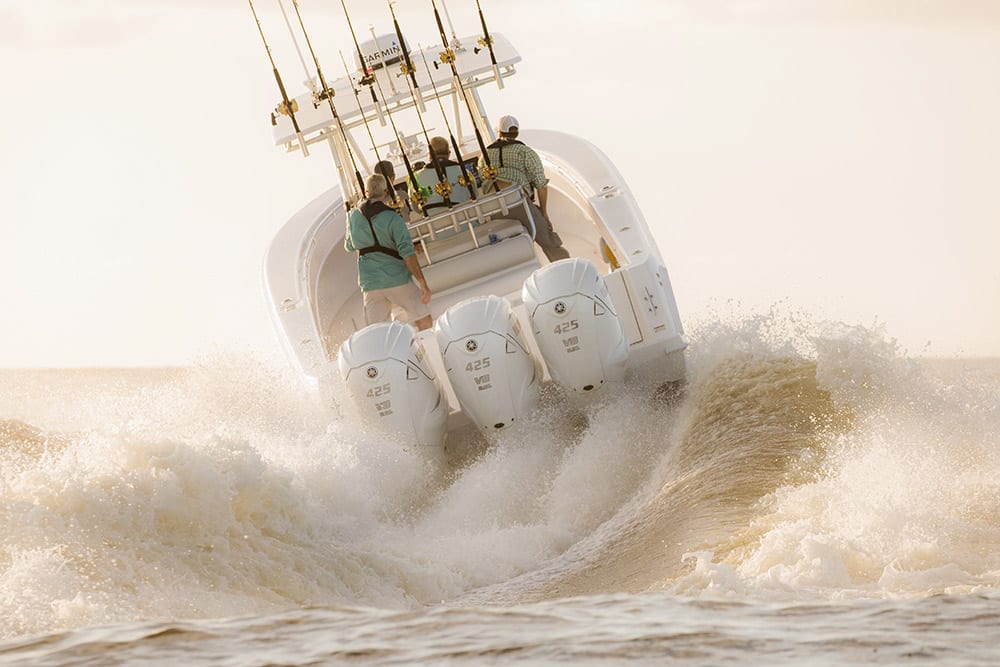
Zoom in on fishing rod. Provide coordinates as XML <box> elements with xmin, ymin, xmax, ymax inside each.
<box><xmin>363</xmin><ymin>32</ymin><xmax>429</xmax><ymax>215</ymax></box>
<box><xmin>387</xmin><ymin>1</ymin><xmax>426</xmax><ymax>113</ymax></box>
<box><xmin>249</xmin><ymin>0</ymin><xmax>309</xmax><ymax>156</ymax></box>
<box><xmin>291</xmin><ymin>0</ymin><xmax>364</xmax><ymax>200</ymax></box>
<box><xmin>473</xmin><ymin>0</ymin><xmax>503</xmax><ymax>90</ymax></box>
<box><xmin>339</xmin><ymin>0</ymin><xmax>387</xmax><ymax>127</ymax></box>
<box><xmin>339</xmin><ymin>49</ymin><xmax>401</xmax><ymax>210</ymax></box>
<box><xmin>431</xmin><ymin>0</ymin><xmax>495</xmax><ymax>182</ymax></box>
<box><xmin>383</xmin><ymin>3</ymin><xmax>452</xmax><ymax>206</ymax></box>
<box><xmin>417</xmin><ymin>43</ymin><xmax>476</xmax><ymax>201</ymax></box>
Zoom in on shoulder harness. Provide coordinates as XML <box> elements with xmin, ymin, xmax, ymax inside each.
<box><xmin>486</xmin><ymin>138</ymin><xmax>525</xmax><ymax>168</ymax></box>
<box><xmin>356</xmin><ymin>200</ymin><xmax>402</xmax><ymax>260</ymax></box>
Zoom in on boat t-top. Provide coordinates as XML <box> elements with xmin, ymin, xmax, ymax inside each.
<box><xmin>254</xmin><ymin>0</ymin><xmax>687</xmax><ymax>451</ymax></box>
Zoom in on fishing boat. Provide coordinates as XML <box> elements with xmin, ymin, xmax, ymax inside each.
<box><xmin>255</xmin><ymin>0</ymin><xmax>687</xmax><ymax>450</ymax></box>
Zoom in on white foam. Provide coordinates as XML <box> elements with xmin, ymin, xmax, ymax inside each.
<box><xmin>3</xmin><ymin>324</ymin><xmax>999</xmax><ymax>638</ymax></box>
<box><xmin>666</xmin><ymin>314</ymin><xmax>1000</xmax><ymax>601</ymax></box>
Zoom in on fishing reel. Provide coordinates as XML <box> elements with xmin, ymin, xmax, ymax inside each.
<box><xmin>480</xmin><ymin>164</ymin><xmax>498</xmax><ymax>181</ymax></box>
<box><xmin>275</xmin><ymin>98</ymin><xmax>299</xmax><ymax>118</ymax></box>
<box><xmin>439</xmin><ymin>49</ymin><xmax>456</xmax><ymax>65</ymax></box>
<box><xmin>474</xmin><ymin>36</ymin><xmax>493</xmax><ymax>54</ymax></box>
<box><xmin>434</xmin><ymin>180</ymin><xmax>452</xmax><ymax>198</ymax></box>
<box><xmin>410</xmin><ymin>187</ymin><xmax>430</xmax><ymax>209</ymax></box>
<box><xmin>309</xmin><ymin>86</ymin><xmax>335</xmax><ymax>109</ymax></box>
<box><xmin>399</xmin><ymin>62</ymin><xmax>415</xmax><ymax>77</ymax></box>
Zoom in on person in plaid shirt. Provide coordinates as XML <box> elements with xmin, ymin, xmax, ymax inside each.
<box><xmin>480</xmin><ymin>115</ymin><xmax>570</xmax><ymax>262</ymax></box>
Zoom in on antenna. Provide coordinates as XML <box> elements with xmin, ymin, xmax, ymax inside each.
<box><xmin>368</xmin><ymin>25</ymin><xmax>399</xmax><ymax>98</ymax></box>
<box><xmin>276</xmin><ymin>0</ymin><xmax>312</xmax><ymax>84</ymax></box>
<box><xmin>439</xmin><ymin>0</ymin><xmax>461</xmax><ymax>50</ymax></box>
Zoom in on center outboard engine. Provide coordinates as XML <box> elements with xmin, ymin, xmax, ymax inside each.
<box><xmin>338</xmin><ymin>321</ymin><xmax>448</xmax><ymax>447</ymax></box>
<box><xmin>435</xmin><ymin>295</ymin><xmax>540</xmax><ymax>431</ymax></box>
<box><xmin>522</xmin><ymin>258</ymin><xmax>628</xmax><ymax>395</ymax></box>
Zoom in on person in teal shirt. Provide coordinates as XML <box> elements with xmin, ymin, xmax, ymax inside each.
<box><xmin>345</xmin><ymin>174</ymin><xmax>433</xmax><ymax>330</ymax></box>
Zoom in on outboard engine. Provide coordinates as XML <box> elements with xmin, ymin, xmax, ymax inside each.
<box><xmin>338</xmin><ymin>321</ymin><xmax>448</xmax><ymax>447</ymax></box>
<box><xmin>435</xmin><ymin>295</ymin><xmax>540</xmax><ymax>431</ymax></box>
<box><xmin>522</xmin><ymin>258</ymin><xmax>628</xmax><ymax>395</ymax></box>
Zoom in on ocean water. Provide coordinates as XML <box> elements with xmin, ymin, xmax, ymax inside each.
<box><xmin>2</xmin><ymin>315</ymin><xmax>999</xmax><ymax>665</ymax></box>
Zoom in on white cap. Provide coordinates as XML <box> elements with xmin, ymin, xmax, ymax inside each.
<box><xmin>497</xmin><ymin>114</ymin><xmax>519</xmax><ymax>133</ymax></box>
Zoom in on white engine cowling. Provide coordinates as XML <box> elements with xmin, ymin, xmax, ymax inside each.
<box><xmin>338</xmin><ymin>321</ymin><xmax>448</xmax><ymax>447</ymax></box>
<box><xmin>522</xmin><ymin>258</ymin><xmax>628</xmax><ymax>395</ymax></box>
<box><xmin>434</xmin><ymin>295</ymin><xmax>540</xmax><ymax>431</ymax></box>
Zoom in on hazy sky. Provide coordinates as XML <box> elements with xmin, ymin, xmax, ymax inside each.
<box><xmin>1</xmin><ymin>0</ymin><xmax>998</xmax><ymax>367</ymax></box>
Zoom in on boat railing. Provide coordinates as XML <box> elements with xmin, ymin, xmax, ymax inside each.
<box><xmin>406</xmin><ymin>184</ymin><xmax>535</xmax><ymax>266</ymax></box>
<box><xmin>404</xmin><ymin>184</ymin><xmax>541</xmax><ymax>296</ymax></box>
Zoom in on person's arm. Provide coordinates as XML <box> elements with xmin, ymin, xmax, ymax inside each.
<box><xmin>525</xmin><ymin>148</ymin><xmax>550</xmax><ymax>217</ymax></box>
<box><xmin>536</xmin><ymin>185</ymin><xmax>549</xmax><ymax>219</ymax></box>
<box><xmin>404</xmin><ymin>255</ymin><xmax>432</xmax><ymax>304</ymax></box>
<box><xmin>344</xmin><ymin>214</ymin><xmax>356</xmax><ymax>252</ymax></box>
<box><xmin>389</xmin><ymin>212</ymin><xmax>431</xmax><ymax>304</ymax></box>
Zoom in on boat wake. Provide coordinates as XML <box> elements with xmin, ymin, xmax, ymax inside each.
<box><xmin>2</xmin><ymin>316</ymin><xmax>998</xmax><ymax>639</ymax></box>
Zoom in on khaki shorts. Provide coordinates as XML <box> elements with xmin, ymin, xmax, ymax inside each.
<box><xmin>363</xmin><ymin>281</ymin><xmax>430</xmax><ymax>325</ymax></box>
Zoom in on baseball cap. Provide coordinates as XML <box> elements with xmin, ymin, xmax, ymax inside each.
<box><xmin>497</xmin><ymin>114</ymin><xmax>519</xmax><ymax>133</ymax></box>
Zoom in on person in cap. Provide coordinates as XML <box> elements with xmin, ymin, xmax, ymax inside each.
<box><xmin>411</xmin><ymin>136</ymin><xmax>474</xmax><ymax>210</ymax></box>
<box><xmin>344</xmin><ymin>173</ymin><xmax>433</xmax><ymax>330</ymax></box>
<box><xmin>479</xmin><ymin>115</ymin><xmax>569</xmax><ymax>261</ymax></box>
<box><xmin>373</xmin><ymin>159</ymin><xmax>419</xmax><ymax>219</ymax></box>
<box><xmin>374</xmin><ymin>159</ymin><xmax>396</xmax><ymax>185</ymax></box>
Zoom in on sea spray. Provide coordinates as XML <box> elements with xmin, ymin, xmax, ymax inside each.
<box><xmin>3</xmin><ymin>315</ymin><xmax>999</xmax><ymax>642</ymax></box>
<box><xmin>667</xmin><ymin>319</ymin><xmax>1000</xmax><ymax>599</ymax></box>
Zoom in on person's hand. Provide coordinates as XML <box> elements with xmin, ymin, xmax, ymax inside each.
<box><xmin>420</xmin><ymin>283</ymin><xmax>432</xmax><ymax>304</ymax></box>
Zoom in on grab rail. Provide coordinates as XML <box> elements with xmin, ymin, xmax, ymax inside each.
<box><xmin>405</xmin><ymin>184</ymin><xmax>535</xmax><ymax>266</ymax></box>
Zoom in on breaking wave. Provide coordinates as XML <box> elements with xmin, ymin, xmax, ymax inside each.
<box><xmin>2</xmin><ymin>316</ymin><xmax>998</xmax><ymax>638</ymax></box>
